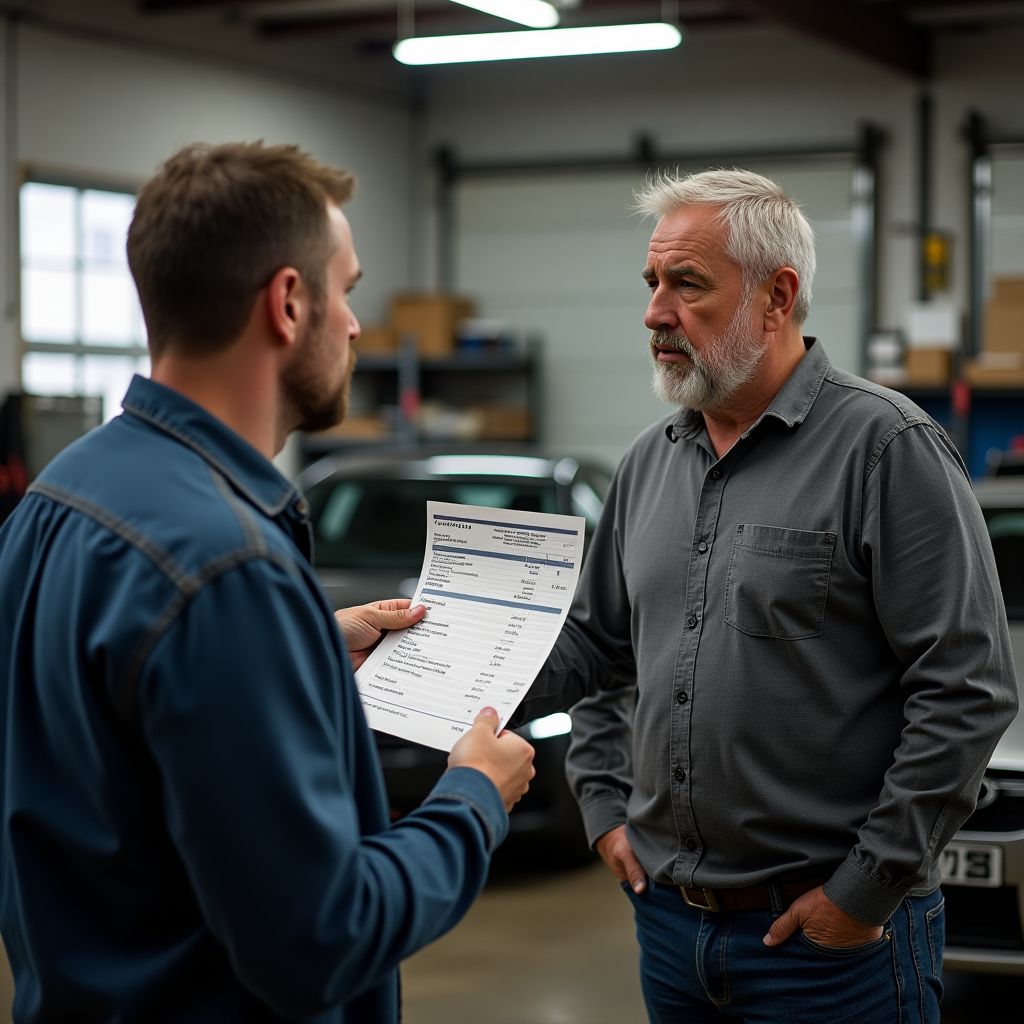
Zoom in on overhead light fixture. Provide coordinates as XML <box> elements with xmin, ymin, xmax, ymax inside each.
<box><xmin>394</xmin><ymin>22</ymin><xmax>682</xmax><ymax>65</ymax></box>
<box><xmin>449</xmin><ymin>0</ymin><xmax>560</xmax><ymax>29</ymax></box>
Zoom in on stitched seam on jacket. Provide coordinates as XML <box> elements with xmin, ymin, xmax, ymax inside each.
<box><xmin>118</xmin><ymin>545</ymin><xmax>301</xmax><ymax>720</ymax></box>
<box><xmin>27</xmin><ymin>481</ymin><xmax>303</xmax><ymax>723</ymax></box>
<box><xmin>28</xmin><ymin>481</ymin><xmax>193</xmax><ymax>589</ymax></box>
<box><xmin>211</xmin><ymin>466</ymin><xmax>268</xmax><ymax>557</ymax></box>
<box><xmin>436</xmin><ymin>792</ymin><xmax>500</xmax><ymax>851</ymax></box>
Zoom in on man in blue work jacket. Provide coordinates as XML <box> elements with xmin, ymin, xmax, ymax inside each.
<box><xmin>0</xmin><ymin>141</ymin><xmax>536</xmax><ymax>1023</ymax></box>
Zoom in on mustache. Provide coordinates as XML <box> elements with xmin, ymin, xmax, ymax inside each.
<box><xmin>650</xmin><ymin>330</ymin><xmax>695</xmax><ymax>356</ymax></box>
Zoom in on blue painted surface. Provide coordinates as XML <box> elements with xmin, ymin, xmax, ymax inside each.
<box><xmin>969</xmin><ymin>394</ymin><xmax>1024</xmax><ymax>476</ymax></box>
<box><xmin>899</xmin><ymin>389</ymin><xmax>1024</xmax><ymax>479</ymax></box>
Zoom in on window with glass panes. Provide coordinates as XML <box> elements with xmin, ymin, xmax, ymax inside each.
<box><xmin>20</xmin><ymin>179</ymin><xmax>148</xmax><ymax>421</ymax></box>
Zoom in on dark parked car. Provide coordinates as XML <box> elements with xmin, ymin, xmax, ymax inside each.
<box><xmin>297</xmin><ymin>449</ymin><xmax>613</xmax><ymax>860</ymax></box>
<box><xmin>985</xmin><ymin>446</ymin><xmax>1024</xmax><ymax>477</ymax></box>
<box><xmin>941</xmin><ymin>477</ymin><xmax>1024</xmax><ymax>973</ymax></box>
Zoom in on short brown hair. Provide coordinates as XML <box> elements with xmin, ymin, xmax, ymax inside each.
<box><xmin>126</xmin><ymin>141</ymin><xmax>355</xmax><ymax>358</ymax></box>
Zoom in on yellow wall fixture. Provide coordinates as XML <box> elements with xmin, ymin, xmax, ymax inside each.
<box><xmin>393</xmin><ymin>22</ymin><xmax>683</xmax><ymax>64</ymax></box>
<box><xmin>449</xmin><ymin>1</ymin><xmax>560</xmax><ymax>29</ymax></box>
<box><xmin>923</xmin><ymin>231</ymin><xmax>951</xmax><ymax>293</ymax></box>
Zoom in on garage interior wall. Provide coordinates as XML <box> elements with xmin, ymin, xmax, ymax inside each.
<box><xmin>417</xmin><ymin>23</ymin><xmax>1024</xmax><ymax>464</ymax></box>
<box><xmin>0</xmin><ymin>8</ymin><xmax>416</xmax><ymax>400</ymax></box>
<box><xmin>450</xmin><ymin>160</ymin><xmax>865</xmax><ymax>464</ymax></box>
<box><xmin>0</xmin><ymin>8</ymin><xmax>1023</xmax><ymax>470</ymax></box>
<box><xmin>992</xmin><ymin>152</ymin><xmax>1024</xmax><ymax>278</ymax></box>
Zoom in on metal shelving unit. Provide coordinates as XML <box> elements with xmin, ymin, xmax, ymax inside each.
<box><xmin>299</xmin><ymin>337</ymin><xmax>542</xmax><ymax>463</ymax></box>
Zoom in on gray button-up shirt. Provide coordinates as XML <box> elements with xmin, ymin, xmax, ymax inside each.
<box><xmin>519</xmin><ymin>339</ymin><xmax>1018</xmax><ymax>924</ymax></box>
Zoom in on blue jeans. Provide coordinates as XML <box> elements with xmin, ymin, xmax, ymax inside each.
<box><xmin>622</xmin><ymin>880</ymin><xmax>944</xmax><ymax>1023</ymax></box>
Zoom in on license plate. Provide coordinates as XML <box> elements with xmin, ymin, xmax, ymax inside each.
<box><xmin>940</xmin><ymin>842</ymin><xmax>1003</xmax><ymax>887</ymax></box>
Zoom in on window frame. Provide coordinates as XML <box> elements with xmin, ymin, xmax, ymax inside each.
<box><xmin>17</xmin><ymin>164</ymin><xmax>148</xmax><ymax>416</ymax></box>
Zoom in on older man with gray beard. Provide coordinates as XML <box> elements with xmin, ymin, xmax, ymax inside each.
<box><xmin>515</xmin><ymin>168</ymin><xmax>1017</xmax><ymax>1023</ymax></box>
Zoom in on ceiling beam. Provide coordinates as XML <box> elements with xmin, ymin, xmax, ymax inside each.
<box><xmin>256</xmin><ymin>2</ymin><xmax>752</xmax><ymax>40</ymax></box>
<box><xmin>258</xmin><ymin>7</ymin><xmax>496</xmax><ymax>38</ymax></box>
<box><xmin>733</xmin><ymin>0</ymin><xmax>931</xmax><ymax>79</ymax></box>
<box><xmin>138</xmin><ymin>0</ymin><xmax>316</xmax><ymax>10</ymax></box>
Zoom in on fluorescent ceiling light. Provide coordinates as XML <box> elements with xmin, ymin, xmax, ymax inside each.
<box><xmin>394</xmin><ymin>22</ymin><xmax>682</xmax><ymax>65</ymax></box>
<box><xmin>449</xmin><ymin>0</ymin><xmax>560</xmax><ymax>29</ymax></box>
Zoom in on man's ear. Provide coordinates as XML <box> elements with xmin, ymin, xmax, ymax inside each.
<box><xmin>764</xmin><ymin>267</ymin><xmax>799</xmax><ymax>332</ymax></box>
<box><xmin>265</xmin><ymin>266</ymin><xmax>306</xmax><ymax>348</ymax></box>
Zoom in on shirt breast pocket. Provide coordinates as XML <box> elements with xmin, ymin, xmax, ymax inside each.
<box><xmin>724</xmin><ymin>524</ymin><xmax>836</xmax><ymax>640</ymax></box>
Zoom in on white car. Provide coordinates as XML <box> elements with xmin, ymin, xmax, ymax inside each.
<box><xmin>942</xmin><ymin>477</ymin><xmax>1024</xmax><ymax>973</ymax></box>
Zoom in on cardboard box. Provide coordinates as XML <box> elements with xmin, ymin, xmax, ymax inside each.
<box><xmin>312</xmin><ymin>415</ymin><xmax>386</xmax><ymax>440</ymax></box>
<box><xmin>983</xmin><ymin>300</ymin><xmax>1024</xmax><ymax>355</ymax></box>
<box><xmin>994</xmin><ymin>277</ymin><xmax>1024</xmax><ymax>304</ymax></box>
<box><xmin>904</xmin><ymin>347</ymin><xmax>951</xmax><ymax>386</ymax></box>
<box><xmin>906</xmin><ymin>302</ymin><xmax>958</xmax><ymax>350</ymax></box>
<box><xmin>964</xmin><ymin>352</ymin><xmax>1024</xmax><ymax>387</ymax></box>
<box><xmin>868</xmin><ymin>367</ymin><xmax>907</xmax><ymax>387</ymax></box>
<box><xmin>354</xmin><ymin>326</ymin><xmax>396</xmax><ymax>355</ymax></box>
<box><xmin>391</xmin><ymin>294</ymin><xmax>476</xmax><ymax>356</ymax></box>
<box><xmin>471</xmin><ymin>405</ymin><xmax>532</xmax><ymax>440</ymax></box>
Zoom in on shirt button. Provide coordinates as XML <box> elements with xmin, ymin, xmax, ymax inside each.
<box><xmin>295</xmin><ymin>497</ymin><xmax>310</xmax><ymax>516</ymax></box>
<box><xmin>676</xmin><ymin>690</ymin><xmax>688</xmax><ymax>704</ymax></box>
<box><xmin>685</xmin><ymin>614</ymin><xmax>698</xmax><ymax>629</ymax></box>
<box><xmin>684</xmin><ymin>837</ymin><xmax>697</xmax><ymax>852</ymax></box>
<box><xmin>711</xmin><ymin>469</ymin><xmax>722</xmax><ymax>480</ymax></box>
<box><xmin>697</xmin><ymin>541</ymin><xmax>708</xmax><ymax>553</ymax></box>
<box><xmin>674</xmin><ymin>766</ymin><xmax>686</xmax><ymax>782</ymax></box>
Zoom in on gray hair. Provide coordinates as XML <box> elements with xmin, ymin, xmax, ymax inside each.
<box><xmin>634</xmin><ymin>168</ymin><xmax>816</xmax><ymax>325</ymax></box>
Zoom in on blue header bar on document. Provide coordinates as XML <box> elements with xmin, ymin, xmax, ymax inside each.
<box><xmin>432</xmin><ymin>544</ymin><xmax>575</xmax><ymax>568</ymax></box>
<box><xmin>432</xmin><ymin>513</ymin><xmax>579</xmax><ymax>535</ymax></box>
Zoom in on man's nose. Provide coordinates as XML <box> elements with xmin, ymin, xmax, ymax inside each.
<box><xmin>644</xmin><ymin>288</ymin><xmax>677</xmax><ymax>332</ymax></box>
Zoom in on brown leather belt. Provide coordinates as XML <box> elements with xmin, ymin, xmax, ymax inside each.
<box><xmin>675</xmin><ymin>875</ymin><xmax>827</xmax><ymax>913</ymax></box>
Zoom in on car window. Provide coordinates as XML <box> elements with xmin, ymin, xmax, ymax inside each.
<box><xmin>306</xmin><ymin>477</ymin><xmax>557</xmax><ymax>571</ymax></box>
<box><xmin>984</xmin><ymin>508</ymin><xmax>1024</xmax><ymax>620</ymax></box>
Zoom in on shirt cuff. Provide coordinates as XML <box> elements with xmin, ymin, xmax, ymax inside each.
<box><xmin>426</xmin><ymin>766</ymin><xmax>509</xmax><ymax>853</ymax></box>
<box><xmin>823</xmin><ymin>854</ymin><xmax>909</xmax><ymax>925</ymax></box>
<box><xmin>577</xmin><ymin>789</ymin><xmax>629</xmax><ymax>849</ymax></box>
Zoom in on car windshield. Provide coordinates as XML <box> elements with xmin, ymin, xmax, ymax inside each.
<box><xmin>984</xmin><ymin>506</ymin><xmax>1024</xmax><ymax>620</ymax></box>
<box><xmin>307</xmin><ymin>477</ymin><xmax>559</xmax><ymax>571</ymax></box>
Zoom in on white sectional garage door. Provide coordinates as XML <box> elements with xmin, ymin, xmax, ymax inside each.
<box><xmin>452</xmin><ymin>160</ymin><xmax>866</xmax><ymax>467</ymax></box>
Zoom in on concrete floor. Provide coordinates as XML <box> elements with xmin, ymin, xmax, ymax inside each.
<box><xmin>1</xmin><ymin>860</ymin><xmax>1021</xmax><ymax>1022</ymax></box>
<box><xmin>401</xmin><ymin>858</ymin><xmax>645</xmax><ymax>1024</ymax></box>
<box><xmin>0</xmin><ymin>939</ymin><xmax>9</xmax><ymax>1024</ymax></box>
<box><xmin>402</xmin><ymin>857</ymin><xmax>1024</xmax><ymax>1024</ymax></box>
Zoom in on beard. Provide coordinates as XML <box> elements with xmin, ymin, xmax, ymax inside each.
<box><xmin>281</xmin><ymin>295</ymin><xmax>356</xmax><ymax>435</ymax></box>
<box><xmin>649</xmin><ymin>298</ymin><xmax>767</xmax><ymax>411</ymax></box>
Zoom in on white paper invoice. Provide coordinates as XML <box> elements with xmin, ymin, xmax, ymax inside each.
<box><xmin>354</xmin><ymin>500</ymin><xmax>586</xmax><ymax>751</ymax></box>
